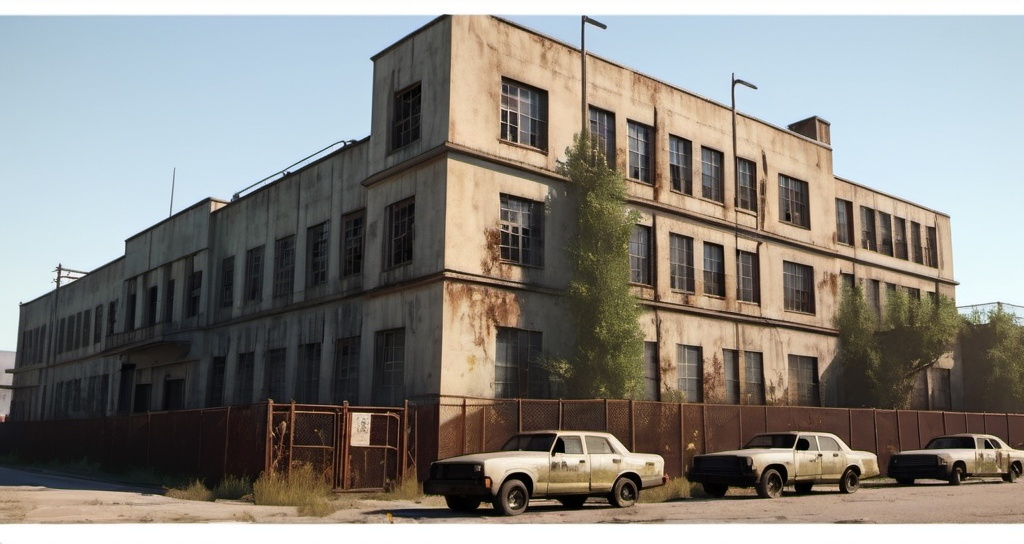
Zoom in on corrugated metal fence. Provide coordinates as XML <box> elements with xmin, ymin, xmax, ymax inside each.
<box><xmin>2</xmin><ymin>398</ymin><xmax>1023</xmax><ymax>486</ymax></box>
<box><xmin>410</xmin><ymin>397</ymin><xmax>1024</xmax><ymax>479</ymax></box>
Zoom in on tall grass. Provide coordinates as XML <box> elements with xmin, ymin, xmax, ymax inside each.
<box><xmin>252</xmin><ymin>463</ymin><xmax>335</xmax><ymax>517</ymax></box>
<box><xmin>638</xmin><ymin>477</ymin><xmax>693</xmax><ymax>503</ymax></box>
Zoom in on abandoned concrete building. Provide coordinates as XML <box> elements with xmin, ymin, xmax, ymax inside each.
<box><xmin>10</xmin><ymin>15</ymin><xmax>958</xmax><ymax>421</ymax></box>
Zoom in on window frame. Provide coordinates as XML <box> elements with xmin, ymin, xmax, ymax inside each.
<box><xmin>272</xmin><ymin>236</ymin><xmax>295</xmax><ymax>298</ymax></box>
<box><xmin>736</xmin><ymin>157</ymin><xmax>757</xmax><ymax>212</ymax></box>
<box><xmin>703</xmin><ymin>242</ymin><xmax>725</xmax><ymax>297</ymax></box>
<box><xmin>700</xmin><ymin>146</ymin><xmax>724</xmax><ymax>203</ymax></box>
<box><xmin>588</xmin><ymin>106</ymin><xmax>616</xmax><ymax>169</ymax></box>
<box><xmin>783</xmin><ymin>260</ymin><xmax>816</xmax><ymax>314</ymax></box>
<box><xmin>861</xmin><ymin>207</ymin><xmax>877</xmax><ymax>251</ymax></box>
<box><xmin>333</xmin><ymin>336</ymin><xmax>360</xmax><ymax>404</ymax></box>
<box><xmin>629</xmin><ymin>225</ymin><xmax>652</xmax><ymax>286</ymax></box>
<box><xmin>373</xmin><ymin>328</ymin><xmax>406</xmax><ymax>406</ymax></box>
<box><xmin>342</xmin><ymin>210</ymin><xmax>366</xmax><ymax>278</ymax></box>
<box><xmin>788</xmin><ymin>354</ymin><xmax>820</xmax><ymax>406</ymax></box>
<box><xmin>736</xmin><ymin>250</ymin><xmax>760</xmax><ymax>304</ymax></box>
<box><xmin>501</xmin><ymin>78</ymin><xmax>548</xmax><ymax>151</ymax></box>
<box><xmin>495</xmin><ymin>327</ymin><xmax>546</xmax><ymax>399</ymax></box>
<box><xmin>627</xmin><ymin>120</ymin><xmax>653</xmax><ymax>184</ymax></box>
<box><xmin>669</xmin><ymin>233</ymin><xmax>695</xmax><ymax>293</ymax></box>
<box><xmin>392</xmin><ymin>83</ymin><xmax>421</xmax><ymax>151</ymax></box>
<box><xmin>499</xmin><ymin>194</ymin><xmax>544</xmax><ymax>267</ymax></box>
<box><xmin>677</xmin><ymin>344</ymin><xmax>703</xmax><ymax>403</ymax></box>
<box><xmin>306</xmin><ymin>221</ymin><xmax>330</xmax><ymax>288</ymax></box>
<box><xmin>244</xmin><ymin>245</ymin><xmax>265</xmax><ymax>304</ymax></box>
<box><xmin>669</xmin><ymin>135</ymin><xmax>692</xmax><ymax>194</ymax></box>
<box><xmin>743</xmin><ymin>351</ymin><xmax>765</xmax><ymax>405</ymax></box>
<box><xmin>384</xmin><ymin>198</ymin><xmax>415</xmax><ymax>269</ymax></box>
<box><xmin>779</xmin><ymin>174</ymin><xmax>810</xmax><ymax>228</ymax></box>
<box><xmin>836</xmin><ymin>199</ymin><xmax>854</xmax><ymax>246</ymax></box>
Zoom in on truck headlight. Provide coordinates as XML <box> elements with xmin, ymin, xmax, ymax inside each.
<box><xmin>937</xmin><ymin>456</ymin><xmax>948</xmax><ymax>466</ymax></box>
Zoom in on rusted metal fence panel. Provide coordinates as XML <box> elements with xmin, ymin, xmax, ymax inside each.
<box><xmin>521</xmin><ymin>400</ymin><xmax>559</xmax><ymax>431</ymax></box>
<box><xmin>740</xmin><ymin>405</ymin><xmax>768</xmax><ymax>440</ymax></box>
<box><xmin>1007</xmin><ymin>415</ymin><xmax>1024</xmax><ymax>448</ymax></box>
<box><xmin>966</xmin><ymin>412</ymin><xmax>987</xmax><ymax>433</ymax></box>
<box><xmin>897</xmin><ymin>411</ymin><xmax>922</xmax><ymax>451</ymax></box>
<box><xmin>944</xmin><ymin>411</ymin><xmax>969</xmax><ymax>435</ymax></box>
<box><xmin>872</xmin><ymin>410</ymin><xmax>900</xmax><ymax>470</ymax></box>
<box><xmin>918</xmin><ymin>411</ymin><xmax>946</xmax><ymax>449</ymax></box>
<box><xmin>848</xmin><ymin>409</ymin><xmax>876</xmax><ymax>453</ymax></box>
<box><xmin>984</xmin><ymin>413</ymin><xmax>1010</xmax><ymax>440</ymax></box>
<box><xmin>705</xmin><ymin>405</ymin><xmax>742</xmax><ymax>453</ymax></box>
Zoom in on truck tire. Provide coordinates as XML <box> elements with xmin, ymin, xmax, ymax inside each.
<box><xmin>493</xmin><ymin>479</ymin><xmax>529</xmax><ymax>516</ymax></box>
<box><xmin>609</xmin><ymin>477</ymin><xmax>638</xmax><ymax>508</ymax></box>
<box><xmin>948</xmin><ymin>464</ymin><xmax>964</xmax><ymax>486</ymax></box>
<box><xmin>839</xmin><ymin>468</ymin><xmax>860</xmax><ymax>494</ymax></box>
<box><xmin>756</xmin><ymin>468</ymin><xmax>784</xmax><ymax>499</ymax></box>
<box><xmin>1002</xmin><ymin>463</ymin><xmax>1021</xmax><ymax>483</ymax></box>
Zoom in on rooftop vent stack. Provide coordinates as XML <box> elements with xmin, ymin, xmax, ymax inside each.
<box><xmin>788</xmin><ymin>116</ymin><xmax>831</xmax><ymax>145</ymax></box>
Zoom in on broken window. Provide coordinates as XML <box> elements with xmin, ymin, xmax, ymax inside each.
<box><xmin>669</xmin><ymin>135</ymin><xmax>692</xmax><ymax>194</ymax></box>
<box><xmin>306</xmin><ymin>222</ymin><xmax>329</xmax><ymax>288</ymax></box>
<box><xmin>783</xmin><ymin>261</ymin><xmax>815</xmax><ymax>314</ymax></box>
<box><xmin>736</xmin><ymin>157</ymin><xmax>757</xmax><ymax>212</ymax></box>
<box><xmin>627</xmin><ymin>120</ymin><xmax>653</xmax><ymax>183</ymax></box>
<box><xmin>701</xmin><ymin>147</ymin><xmax>724</xmax><ymax>203</ymax></box>
<box><xmin>779</xmin><ymin>174</ymin><xmax>809</xmax><ymax>228</ymax></box>
<box><xmin>501</xmin><ymin>79</ymin><xmax>548</xmax><ymax>150</ymax></box>
<box><xmin>499</xmin><ymin>195</ymin><xmax>544</xmax><ymax>267</ymax></box>
<box><xmin>703</xmin><ymin>242</ymin><xmax>725</xmax><ymax>297</ymax></box>
<box><xmin>629</xmin><ymin>225</ymin><xmax>652</xmax><ymax>285</ymax></box>
<box><xmin>392</xmin><ymin>83</ymin><xmax>421</xmax><ymax>150</ymax></box>
<box><xmin>273</xmin><ymin>235</ymin><xmax>295</xmax><ymax>298</ymax></box>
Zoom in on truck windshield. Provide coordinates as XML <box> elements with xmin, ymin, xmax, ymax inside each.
<box><xmin>925</xmin><ymin>437</ymin><xmax>975</xmax><ymax>449</ymax></box>
<box><xmin>501</xmin><ymin>433</ymin><xmax>557</xmax><ymax>452</ymax></box>
<box><xmin>743</xmin><ymin>434</ymin><xmax>797</xmax><ymax>449</ymax></box>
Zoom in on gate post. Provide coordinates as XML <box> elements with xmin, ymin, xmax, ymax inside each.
<box><xmin>341</xmin><ymin>401</ymin><xmax>350</xmax><ymax>491</ymax></box>
<box><xmin>402</xmin><ymin>400</ymin><xmax>409</xmax><ymax>483</ymax></box>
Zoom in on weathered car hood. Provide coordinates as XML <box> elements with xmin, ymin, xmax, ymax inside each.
<box><xmin>892</xmin><ymin>448</ymin><xmax>962</xmax><ymax>456</ymax></box>
<box><xmin>433</xmin><ymin>451</ymin><xmax>547</xmax><ymax>464</ymax></box>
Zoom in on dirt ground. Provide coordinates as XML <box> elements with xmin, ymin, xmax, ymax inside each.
<box><xmin>1</xmin><ymin>464</ymin><xmax>1021</xmax><ymax>543</ymax></box>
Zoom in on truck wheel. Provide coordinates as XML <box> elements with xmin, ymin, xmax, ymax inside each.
<box><xmin>493</xmin><ymin>479</ymin><xmax>529</xmax><ymax>516</ymax></box>
<box><xmin>756</xmin><ymin>468</ymin><xmax>784</xmax><ymax>499</ymax></box>
<box><xmin>444</xmin><ymin>495</ymin><xmax>481</xmax><ymax>512</ymax></box>
<box><xmin>1002</xmin><ymin>463</ymin><xmax>1021</xmax><ymax>483</ymax></box>
<box><xmin>702</xmin><ymin>483</ymin><xmax>728</xmax><ymax>498</ymax></box>
<box><xmin>609</xmin><ymin>477</ymin><xmax>638</xmax><ymax>508</ymax></box>
<box><xmin>839</xmin><ymin>468</ymin><xmax>860</xmax><ymax>494</ymax></box>
<box><xmin>558</xmin><ymin>495</ymin><xmax>588</xmax><ymax>509</ymax></box>
<box><xmin>948</xmin><ymin>464</ymin><xmax>964</xmax><ymax>486</ymax></box>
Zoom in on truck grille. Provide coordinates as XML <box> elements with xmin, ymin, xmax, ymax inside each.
<box><xmin>889</xmin><ymin>454</ymin><xmax>938</xmax><ymax>467</ymax></box>
<box><xmin>693</xmin><ymin>456</ymin><xmax>744</xmax><ymax>474</ymax></box>
<box><xmin>430</xmin><ymin>463</ymin><xmax>479</xmax><ymax>480</ymax></box>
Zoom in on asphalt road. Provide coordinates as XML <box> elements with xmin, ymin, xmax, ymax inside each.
<box><xmin>0</xmin><ymin>465</ymin><xmax>1021</xmax><ymax>543</ymax></box>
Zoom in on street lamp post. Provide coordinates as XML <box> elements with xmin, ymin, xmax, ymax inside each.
<box><xmin>581</xmin><ymin>16</ymin><xmax>607</xmax><ymax>135</ymax></box>
<box><xmin>731</xmin><ymin>73</ymin><xmax>757</xmax><ymax>211</ymax></box>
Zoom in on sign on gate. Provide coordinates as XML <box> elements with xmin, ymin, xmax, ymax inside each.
<box><xmin>350</xmin><ymin>412</ymin><xmax>372</xmax><ymax>446</ymax></box>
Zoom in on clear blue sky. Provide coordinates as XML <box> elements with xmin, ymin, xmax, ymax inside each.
<box><xmin>1</xmin><ymin>2</ymin><xmax>1022</xmax><ymax>352</ymax></box>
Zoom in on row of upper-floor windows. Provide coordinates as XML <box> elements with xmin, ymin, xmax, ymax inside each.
<box><xmin>220</xmin><ymin>198</ymin><xmax>412</xmax><ymax>309</ymax></box>
<box><xmin>20</xmin><ymin>302</ymin><xmax>115</xmax><ymax>363</ymax></box>
<box><xmin>835</xmin><ymin>199</ymin><xmax>939</xmax><ymax>267</ymax></box>
<box><xmin>392</xmin><ymin>78</ymin><xmax>817</xmax><ymax>229</ymax></box>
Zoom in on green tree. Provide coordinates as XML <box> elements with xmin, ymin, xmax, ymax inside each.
<box><xmin>835</xmin><ymin>286</ymin><xmax>960</xmax><ymax>409</ymax></box>
<box><xmin>545</xmin><ymin>133</ymin><xmax>645</xmax><ymax>399</ymax></box>
<box><xmin>962</xmin><ymin>306</ymin><xmax>1024</xmax><ymax>412</ymax></box>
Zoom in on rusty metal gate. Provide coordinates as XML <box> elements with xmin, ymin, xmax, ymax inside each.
<box><xmin>267</xmin><ymin>401</ymin><xmax>407</xmax><ymax>492</ymax></box>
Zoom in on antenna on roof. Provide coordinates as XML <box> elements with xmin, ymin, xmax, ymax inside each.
<box><xmin>169</xmin><ymin>167</ymin><xmax>176</xmax><ymax>218</ymax></box>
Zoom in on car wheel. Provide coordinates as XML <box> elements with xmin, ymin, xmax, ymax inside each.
<box><xmin>558</xmin><ymin>495</ymin><xmax>588</xmax><ymax>509</ymax></box>
<box><xmin>609</xmin><ymin>477</ymin><xmax>638</xmax><ymax>508</ymax></box>
<box><xmin>1002</xmin><ymin>463</ymin><xmax>1021</xmax><ymax>483</ymax></box>
<box><xmin>794</xmin><ymin>482</ymin><xmax>813</xmax><ymax>494</ymax></box>
<box><xmin>444</xmin><ymin>495</ymin><xmax>481</xmax><ymax>512</ymax></box>
<box><xmin>895</xmin><ymin>477</ymin><xmax>915</xmax><ymax>485</ymax></box>
<box><xmin>702</xmin><ymin>483</ymin><xmax>728</xmax><ymax>498</ymax></box>
<box><xmin>948</xmin><ymin>464</ymin><xmax>964</xmax><ymax>486</ymax></box>
<box><xmin>756</xmin><ymin>468</ymin><xmax>784</xmax><ymax>499</ymax></box>
<box><xmin>839</xmin><ymin>468</ymin><xmax>860</xmax><ymax>494</ymax></box>
<box><xmin>493</xmin><ymin>479</ymin><xmax>529</xmax><ymax>516</ymax></box>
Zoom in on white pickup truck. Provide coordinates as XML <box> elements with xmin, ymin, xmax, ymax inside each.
<box><xmin>887</xmin><ymin>433</ymin><xmax>1024</xmax><ymax>485</ymax></box>
<box><xmin>687</xmin><ymin>431</ymin><xmax>880</xmax><ymax>498</ymax></box>
<box><xmin>423</xmin><ymin>430</ymin><xmax>667</xmax><ymax>516</ymax></box>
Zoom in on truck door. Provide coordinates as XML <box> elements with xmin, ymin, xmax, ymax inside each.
<box><xmin>584</xmin><ymin>435</ymin><xmax>620</xmax><ymax>493</ymax></box>
<box><xmin>980</xmin><ymin>438</ymin><xmax>1000</xmax><ymax>475</ymax></box>
<box><xmin>816</xmin><ymin>435</ymin><xmax>846</xmax><ymax>481</ymax></box>
<box><xmin>794</xmin><ymin>435</ymin><xmax>822</xmax><ymax>482</ymax></box>
<box><xmin>548</xmin><ymin>435</ymin><xmax>589</xmax><ymax>494</ymax></box>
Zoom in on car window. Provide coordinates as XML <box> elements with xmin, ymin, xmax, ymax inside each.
<box><xmin>502</xmin><ymin>433</ymin><xmax>556</xmax><ymax>452</ymax></box>
<box><xmin>926</xmin><ymin>437</ymin><xmax>973</xmax><ymax>449</ymax></box>
<box><xmin>984</xmin><ymin>440</ymin><xmax>996</xmax><ymax>450</ymax></box>
<box><xmin>585</xmin><ymin>436</ymin><xmax>614</xmax><ymax>454</ymax></box>
<box><xmin>744</xmin><ymin>434</ymin><xmax>797</xmax><ymax>449</ymax></box>
<box><xmin>561</xmin><ymin>436</ymin><xmax>584</xmax><ymax>455</ymax></box>
<box><xmin>818</xmin><ymin>436</ymin><xmax>841</xmax><ymax>451</ymax></box>
<box><xmin>796</xmin><ymin>436</ymin><xmax>819</xmax><ymax>451</ymax></box>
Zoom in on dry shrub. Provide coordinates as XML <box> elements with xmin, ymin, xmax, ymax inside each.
<box><xmin>252</xmin><ymin>463</ymin><xmax>335</xmax><ymax>517</ymax></box>
<box><xmin>637</xmin><ymin>477</ymin><xmax>692</xmax><ymax>503</ymax></box>
<box><xmin>165</xmin><ymin>479</ymin><xmax>214</xmax><ymax>502</ymax></box>
<box><xmin>213</xmin><ymin>475</ymin><xmax>252</xmax><ymax>500</ymax></box>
